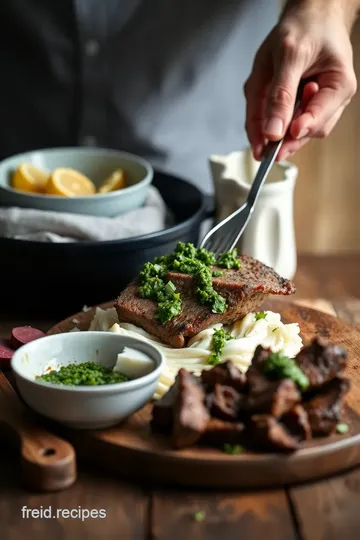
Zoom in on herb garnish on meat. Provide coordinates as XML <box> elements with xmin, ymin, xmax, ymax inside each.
<box><xmin>263</xmin><ymin>351</ymin><xmax>310</xmax><ymax>391</ymax></box>
<box><xmin>138</xmin><ymin>242</ymin><xmax>242</xmax><ymax>325</ymax></box>
<box><xmin>212</xmin><ymin>270</ymin><xmax>224</xmax><ymax>277</ymax></box>
<box><xmin>217</xmin><ymin>249</ymin><xmax>241</xmax><ymax>269</ymax></box>
<box><xmin>208</xmin><ymin>327</ymin><xmax>234</xmax><ymax>365</ymax></box>
<box><xmin>138</xmin><ymin>263</ymin><xmax>182</xmax><ymax>324</ymax></box>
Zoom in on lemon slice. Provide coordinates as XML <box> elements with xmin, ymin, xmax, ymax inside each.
<box><xmin>12</xmin><ymin>163</ymin><xmax>49</xmax><ymax>194</ymax></box>
<box><xmin>46</xmin><ymin>168</ymin><xmax>96</xmax><ymax>197</ymax></box>
<box><xmin>98</xmin><ymin>169</ymin><xmax>126</xmax><ymax>194</ymax></box>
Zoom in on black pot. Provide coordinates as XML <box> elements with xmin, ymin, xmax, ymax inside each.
<box><xmin>0</xmin><ymin>170</ymin><xmax>213</xmax><ymax>317</ymax></box>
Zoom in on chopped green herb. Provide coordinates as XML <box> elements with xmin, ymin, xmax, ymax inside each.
<box><xmin>138</xmin><ymin>260</ymin><xmax>182</xmax><ymax>324</ymax></box>
<box><xmin>193</xmin><ymin>511</ymin><xmax>206</xmax><ymax>522</ymax></box>
<box><xmin>223</xmin><ymin>443</ymin><xmax>245</xmax><ymax>455</ymax></box>
<box><xmin>217</xmin><ymin>248</ymin><xmax>241</xmax><ymax>269</ymax></box>
<box><xmin>255</xmin><ymin>311</ymin><xmax>267</xmax><ymax>321</ymax></box>
<box><xmin>138</xmin><ymin>242</ymin><xmax>240</xmax><ymax>324</ymax></box>
<box><xmin>208</xmin><ymin>328</ymin><xmax>233</xmax><ymax>365</ymax></box>
<box><xmin>272</xmin><ymin>327</ymin><xmax>279</xmax><ymax>333</ymax></box>
<box><xmin>155</xmin><ymin>294</ymin><xmax>182</xmax><ymax>325</ymax></box>
<box><xmin>37</xmin><ymin>362</ymin><xmax>129</xmax><ymax>386</ymax></box>
<box><xmin>196</xmin><ymin>247</ymin><xmax>217</xmax><ymax>266</ymax></box>
<box><xmin>336</xmin><ymin>423</ymin><xmax>349</xmax><ymax>434</ymax></box>
<box><xmin>263</xmin><ymin>351</ymin><xmax>309</xmax><ymax>391</ymax></box>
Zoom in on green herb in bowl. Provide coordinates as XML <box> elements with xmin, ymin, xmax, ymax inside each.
<box><xmin>37</xmin><ymin>361</ymin><xmax>129</xmax><ymax>386</ymax></box>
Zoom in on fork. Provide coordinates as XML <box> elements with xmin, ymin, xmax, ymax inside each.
<box><xmin>199</xmin><ymin>82</ymin><xmax>306</xmax><ymax>256</ymax></box>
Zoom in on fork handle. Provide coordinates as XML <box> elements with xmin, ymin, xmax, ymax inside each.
<box><xmin>247</xmin><ymin>79</ymin><xmax>309</xmax><ymax>208</ymax></box>
<box><xmin>246</xmin><ymin>139</ymin><xmax>283</xmax><ymax>208</ymax></box>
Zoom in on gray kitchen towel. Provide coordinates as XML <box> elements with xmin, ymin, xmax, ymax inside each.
<box><xmin>0</xmin><ymin>186</ymin><xmax>169</xmax><ymax>242</ymax></box>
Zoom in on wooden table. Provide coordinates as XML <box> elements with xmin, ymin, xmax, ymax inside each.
<box><xmin>1</xmin><ymin>254</ymin><xmax>360</xmax><ymax>540</ymax></box>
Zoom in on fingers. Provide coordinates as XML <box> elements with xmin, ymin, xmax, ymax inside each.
<box><xmin>277</xmin><ymin>106</ymin><xmax>344</xmax><ymax>161</ymax></box>
<box><xmin>290</xmin><ymin>70</ymin><xmax>357</xmax><ymax>139</ymax></box>
<box><xmin>245</xmin><ymin>28</ymin><xmax>356</xmax><ymax>161</ymax></box>
<box><xmin>244</xmin><ymin>44</ymin><xmax>272</xmax><ymax>160</ymax></box>
<box><xmin>276</xmin><ymin>81</ymin><xmax>318</xmax><ymax>160</ymax></box>
<box><xmin>263</xmin><ymin>36</ymin><xmax>306</xmax><ymax>140</ymax></box>
<box><xmin>300</xmin><ymin>81</ymin><xmax>320</xmax><ymax>107</ymax></box>
<box><xmin>277</xmin><ymin>136</ymin><xmax>311</xmax><ymax>161</ymax></box>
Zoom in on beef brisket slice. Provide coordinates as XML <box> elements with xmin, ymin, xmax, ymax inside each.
<box><xmin>295</xmin><ymin>336</ymin><xmax>348</xmax><ymax>389</ymax></box>
<box><xmin>116</xmin><ymin>255</ymin><xmax>295</xmax><ymax>347</ymax></box>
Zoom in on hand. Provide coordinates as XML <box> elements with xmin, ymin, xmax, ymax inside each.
<box><xmin>244</xmin><ymin>1</ymin><xmax>357</xmax><ymax>161</ymax></box>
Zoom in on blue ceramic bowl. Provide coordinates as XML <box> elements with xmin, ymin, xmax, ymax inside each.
<box><xmin>0</xmin><ymin>147</ymin><xmax>153</xmax><ymax>217</ymax></box>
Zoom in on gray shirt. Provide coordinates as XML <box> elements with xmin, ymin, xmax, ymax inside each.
<box><xmin>0</xmin><ymin>0</ymin><xmax>279</xmax><ymax>192</ymax></box>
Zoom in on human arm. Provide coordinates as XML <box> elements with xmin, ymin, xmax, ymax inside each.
<box><xmin>244</xmin><ymin>0</ymin><xmax>360</xmax><ymax>161</ymax></box>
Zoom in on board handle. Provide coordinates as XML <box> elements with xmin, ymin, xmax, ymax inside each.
<box><xmin>0</xmin><ymin>373</ymin><xmax>76</xmax><ymax>491</ymax></box>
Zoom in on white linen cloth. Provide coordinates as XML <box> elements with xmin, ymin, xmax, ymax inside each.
<box><xmin>0</xmin><ymin>186</ymin><xmax>169</xmax><ymax>242</ymax></box>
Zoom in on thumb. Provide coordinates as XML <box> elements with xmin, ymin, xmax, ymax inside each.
<box><xmin>264</xmin><ymin>62</ymin><xmax>303</xmax><ymax>140</ymax></box>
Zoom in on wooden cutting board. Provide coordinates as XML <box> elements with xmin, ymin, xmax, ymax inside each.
<box><xmin>45</xmin><ymin>299</ymin><xmax>360</xmax><ymax>489</ymax></box>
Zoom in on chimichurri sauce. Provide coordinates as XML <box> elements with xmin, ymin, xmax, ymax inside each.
<box><xmin>37</xmin><ymin>361</ymin><xmax>129</xmax><ymax>386</ymax></box>
<box><xmin>138</xmin><ymin>242</ymin><xmax>241</xmax><ymax>325</ymax></box>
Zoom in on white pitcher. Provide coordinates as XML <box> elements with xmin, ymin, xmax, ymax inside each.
<box><xmin>209</xmin><ymin>149</ymin><xmax>298</xmax><ymax>279</ymax></box>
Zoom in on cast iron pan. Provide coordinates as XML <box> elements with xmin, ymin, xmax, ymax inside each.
<box><xmin>0</xmin><ymin>170</ymin><xmax>213</xmax><ymax>317</ymax></box>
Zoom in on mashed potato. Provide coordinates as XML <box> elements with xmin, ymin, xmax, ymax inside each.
<box><xmin>87</xmin><ymin>307</ymin><xmax>302</xmax><ymax>399</ymax></box>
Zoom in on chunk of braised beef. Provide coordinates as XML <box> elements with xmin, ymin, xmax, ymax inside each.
<box><xmin>303</xmin><ymin>376</ymin><xmax>350</xmax><ymax>436</ymax></box>
<box><xmin>248</xmin><ymin>414</ymin><xmax>299</xmax><ymax>453</ymax></box>
<box><xmin>245</xmin><ymin>345</ymin><xmax>273</xmax><ymax>393</ymax></box>
<box><xmin>200</xmin><ymin>418</ymin><xmax>245</xmax><ymax>447</ymax></box>
<box><xmin>206</xmin><ymin>384</ymin><xmax>243</xmax><ymax>421</ymax></box>
<box><xmin>243</xmin><ymin>378</ymin><xmax>301</xmax><ymax>418</ymax></box>
<box><xmin>151</xmin><ymin>377</ymin><xmax>180</xmax><ymax>434</ymax></box>
<box><xmin>281</xmin><ymin>405</ymin><xmax>311</xmax><ymax>441</ymax></box>
<box><xmin>201</xmin><ymin>360</ymin><xmax>246</xmax><ymax>392</ymax></box>
<box><xmin>295</xmin><ymin>336</ymin><xmax>348</xmax><ymax>390</ymax></box>
<box><xmin>172</xmin><ymin>369</ymin><xmax>210</xmax><ymax>449</ymax></box>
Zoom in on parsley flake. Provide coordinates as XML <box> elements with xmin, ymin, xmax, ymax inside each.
<box><xmin>193</xmin><ymin>511</ymin><xmax>206</xmax><ymax>522</ymax></box>
<box><xmin>223</xmin><ymin>443</ymin><xmax>245</xmax><ymax>455</ymax></box>
<box><xmin>336</xmin><ymin>423</ymin><xmax>349</xmax><ymax>434</ymax></box>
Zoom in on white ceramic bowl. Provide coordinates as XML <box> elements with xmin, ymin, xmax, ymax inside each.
<box><xmin>0</xmin><ymin>147</ymin><xmax>153</xmax><ymax>217</ymax></box>
<box><xmin>11</xmin><ymin>331</ymin><xmax>164</xmax><ymax>429</ymax></box>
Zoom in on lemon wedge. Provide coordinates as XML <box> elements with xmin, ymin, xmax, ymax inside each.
<box><xmin>98</xmin><ymin>169</ymin><xmax>126</xmax><ymax>194</ymax></box>
<box><xmin>46</xmin><ymin>168</ymin><xmax>96</xmax><ymax>197</ymax></box>
<box><xmin>12</xmin><ymin>163</ymin><xmax>49</xmax><ymax>194</ymax></box>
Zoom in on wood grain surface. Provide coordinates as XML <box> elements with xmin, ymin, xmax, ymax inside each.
<box><xmin>1</xmin><ymin>255</ymin><xmax>360</xmax><ymax>539</ymax></box>
<box><xmin>0</xmin><ymin>373</ymin><xmax>77</xmax><ymax>492</ymax></box>
<box><xmin>42</xmin><ymin>298</ymin><xmax>360</xmax><ymax>489</ymax></box>
<box><xmin>151</xmin><ymin>489</ymin><xmax>297</xmax><ymax>540</ymax></box>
